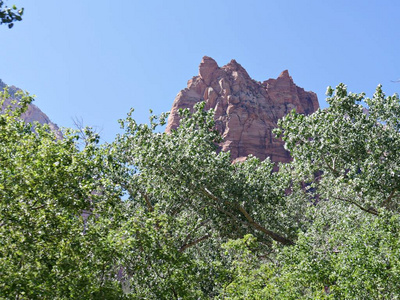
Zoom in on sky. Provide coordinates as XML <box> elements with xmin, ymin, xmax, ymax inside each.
<box><xmin>1</xmin><ymin>0</ymin><xmax>400</xmax><ymax>143</ymax></box>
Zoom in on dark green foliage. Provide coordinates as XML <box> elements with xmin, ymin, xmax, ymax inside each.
<box><xmin>0</xmin><ymin>1</ymin><xmax>23</xmax><ymax>28</ymax></box>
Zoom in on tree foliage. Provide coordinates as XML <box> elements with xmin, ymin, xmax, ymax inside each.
<box><xmin>1</xmin><ymin>83</ymin><xmax>399</xmax><ymax>298</ymax></box>
<box><xmin>112</xmin><ymin>102</ymin><xmax>301</xmax><ymax>247</ymax></box>
<box><xmin>0</xmin><ymin>89</ymin><xmax>126</xmax><ymax>298</ymax></box>
<box><xmin>223</xmin><ymin>84</ymin><xmax>400</xmax><ymax>299</ymax></box>
<box><xmin>0</xmin><ymin>1</ymin><xmax>23</xmax><ymax>28</ymax></box>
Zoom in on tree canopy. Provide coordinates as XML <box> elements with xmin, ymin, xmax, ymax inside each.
<box><xmin>1</xmin><ymin>83</ymin><xmax>399</xmax><ymax>298</ymax></box>
<box><xmin>0</xmin><ymin>1</ymin><xmax>23</xmax><ymax>28</ymax></box>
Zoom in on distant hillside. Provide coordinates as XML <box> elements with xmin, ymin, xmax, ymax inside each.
<box><xmin>0</xmin><ymin>79</ymin><xmax>62</xmax><ymax>138</ymax></box>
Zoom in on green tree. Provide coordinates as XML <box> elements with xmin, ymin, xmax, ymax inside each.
<box><xmin>0</xmin><ymin>89</ymin><xmax>126</xmax><ymax>298</ymax></box>
<box><xmin>2</xmin><ymin>82</ymin><xmax>399</xmax><ymax>298</ymax></box>
<box><xmin>221</xmin><ymin>84</ymin><xmax>400</xmax><ymax>299</ymax></box>
<box><xmin>0</xmin><ymin>89</ymin><xmax>229</xmax><ymax>298</ymax></box>
<box><xmin>0</xmin><ymin>1</ymin><xmax>23</xmax><ymax>28</ymax></box>
<box><xmin>104</xmin><ymin>102</ymin><xmax>309</xmax><ymax>296</ymax></box>
<box><xmin>111</xmin><ymin>103</ymin><xmax>301</xmax><ymax>248</ymax></box>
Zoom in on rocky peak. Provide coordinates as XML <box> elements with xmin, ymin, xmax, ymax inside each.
<box><xmin>166</xmin><ymin>57</ymin><xmax>319</xmax><ymax>163</ymax></box>
<box><xmin>222</xmin><ymin>59</ymin><xmax>252</xmax><ymax>82</ymax></box>
<box><xmin>224</xmin><ymin>59</ymin><xmax>242</xmax><ymax>71</ymax></box>
<box><xmin>278</xmin><ymin>69</ymin><xmax>290</xmax><ymax>79</ymax></box>
<box><xmin>199</xmin><ymin>56</ymin><xmax>219</xmax><ymax>85</ymax></box>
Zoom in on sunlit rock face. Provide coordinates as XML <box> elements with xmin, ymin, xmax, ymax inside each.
<box><xmin>166</xmin><ymin>56</ymin><xmax>319</xmax><ymax>162</ymax></box>
<box><xmin>0</xmin><ymin>79</ymin><xmax>62</xmax><ymax>139</ymax></box>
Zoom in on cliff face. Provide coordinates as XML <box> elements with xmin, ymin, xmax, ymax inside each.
<box><xmin>0</xmin><ymin>79</ymin><xmax>62</xmax><ymax>138</ymax></box>
<box><xmin>166</xmin><ymin>56</ymin><xmax>319</xmax><ymax>162</ymax></box>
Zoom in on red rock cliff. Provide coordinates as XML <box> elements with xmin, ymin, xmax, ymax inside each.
<box><xmin>166</xmin><ymin>56</ymin><xmax>319</xmax><ymax>162</ymax></box>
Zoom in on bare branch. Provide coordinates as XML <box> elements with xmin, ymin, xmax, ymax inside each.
<box><xmin>163</xmin><ymin>166</ymin><xmax>295</xmax><ymax>245</ymax></box>
<box><xmin>31</xmin><ymin>205</ymin><xmax>46</xmax><ymax>211</ymax></box>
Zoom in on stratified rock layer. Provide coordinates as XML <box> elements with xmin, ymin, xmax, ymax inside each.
<box><xmin>166</xmin><ymin>56</ymin><xmax>319</xmax><ymax>162</ymax></box>
<box><xmin>0</xmin><ymin>79</ymin><xmax>62</xmax><ymax>138</ymax></box>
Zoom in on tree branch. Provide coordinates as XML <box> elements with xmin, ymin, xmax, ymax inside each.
<box><xmin>179</xmin><ymin>234</ymin><xmax>211</xmax><ymax>252</ymax></box>
<box><xmin>181</xmin><ymin>219</ymin><xmax>210</xmax><ymax>250</ymax></box>
<box><xmin>202</xmin><ymin>187</ymin><xmax>294</xmax><ymax>245</ymax></box>
<box><xmin>382</xmin><ymin>189</ymin><xmax>397</xmax><ymax>208</ymax></box>
<box><xmin>323</xmin><ymin>156</ymin><xmax>340</xmax><ymax>175</ymax></box>
<box><xmin>31</xmin><ymin>204</ymin><xmax>46</xmax><ymax>210</ymax></box>
<box><xmin>236</xmin><ymin>204</ymin><xmax>294</xmax><ymax>245</ymax></box>
<box><xmin>164</xmin><ymin>166</ymin><xmax>295</xmax><ymax>245</ymax></box>
<box><xmin>142</xmin><ymin>193</ymin><xmax>154</xmax><ymax>212</ymax></box>
<box><xmin>331</xmin><ymin>195</ymin><xmax>379</xmax><ymax>216</ymax></box>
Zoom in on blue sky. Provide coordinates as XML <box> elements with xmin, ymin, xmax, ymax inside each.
<box><xmin>1</xmin><ymin>0</ymin><xmax>399</xmax><ymax>142</ymax></box>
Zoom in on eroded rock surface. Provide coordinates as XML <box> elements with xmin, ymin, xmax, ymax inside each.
<box><xmin>166</xmin><ymin>56</ymin><xmax>319</xmax><ymax>162</ymax></box>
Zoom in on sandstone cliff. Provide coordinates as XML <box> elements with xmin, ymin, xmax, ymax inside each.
<box><xmin>166</xmin><ymin>56</ymin><xmax>319</xmax><ymax>162</ymax></box>
<box><xmin>0</xmin><ymin>79</ymin><xmax>62</xmax><ymax>138</ymax></box>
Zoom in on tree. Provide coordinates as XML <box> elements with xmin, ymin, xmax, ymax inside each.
<box><xmin>0</xmin><ymin>1</ymin><xmax>23</xmax><ymax>28</ymax></box>
<box><xmin>276</xmin><ymin>83</ymin><xmax>399</xmax><ymax>216</ymax></box>
<box><xmin>0</xmin><ymin>89</ymin><xmax>229</xmax><ymax>298</ymax></box>
<box><xmin>221</xmin><ymin>84</ymin><xmax>400</xmax><ymax>299</ymax></box>
<box><xmin>111</xmin><ymin>103</ymin><xmax>302</xmax><ymax>248</ymax></box>
<box><xmin>0</xmin><ymin>89</ymin><xmax>127</xmax><ymax>298</ymax></box>
<box><xmin>2</xmin><ymin>83</ymin><xmax>399</xmax><ymax>298</ymax></box>
<box><xmin>98</xmin><ymin>102</ymin><xmax>313</xmax><ymax>296</ymax></box>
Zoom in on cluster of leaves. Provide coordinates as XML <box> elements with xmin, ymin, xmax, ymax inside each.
<box><xmin>0</xmin><ymin>1</ymin><xmax>23</xmax><ymax>28</ymax></box>
<box><xmin>1</xmin><ymin>83</ymin><xmax>399</xmax><ymax>298</ymax></box>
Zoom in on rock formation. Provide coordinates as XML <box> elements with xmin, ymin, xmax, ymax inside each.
<box><xmin>166</xmin><ymin>56</ymin><xmax>319</xmax><ymax>162</ymax></box>
<box><xmin>0</xmin><ymin>79</ymin><xmax>62</xmax><ymax>138</ymax></box>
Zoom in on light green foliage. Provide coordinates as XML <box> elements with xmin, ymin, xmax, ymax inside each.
<box><xmin>223</xmin><ymin>84</ymin><xmax>400</xmax><ymax>299</ymax></box>
<box><xmin>1</xmin><ymin>84</ymin><xmax>399</xmax><ymax>298</ymax></box>
<box><xmin>106</xmin><ymin>102</ymin><xmax>304</xmax><ymax>296</ymax></box>
<box><xmin>112</xmin><ymin>102</ymin><xmax>299</xmax><ymax>248</ymax></box>
<box><xmin>220</xmin><ymin>234</ymin><xmax>275</xmax><ymax>299</ymax></box>
<box><xmin>276</xmin><ymin>84</ymin><xmax>399</xmax><ymax>215</ymax></box>
<box><xmin>0</xmin><ymin>89</ymin><xmax>125</xmax><ymax>298</ymax></box>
